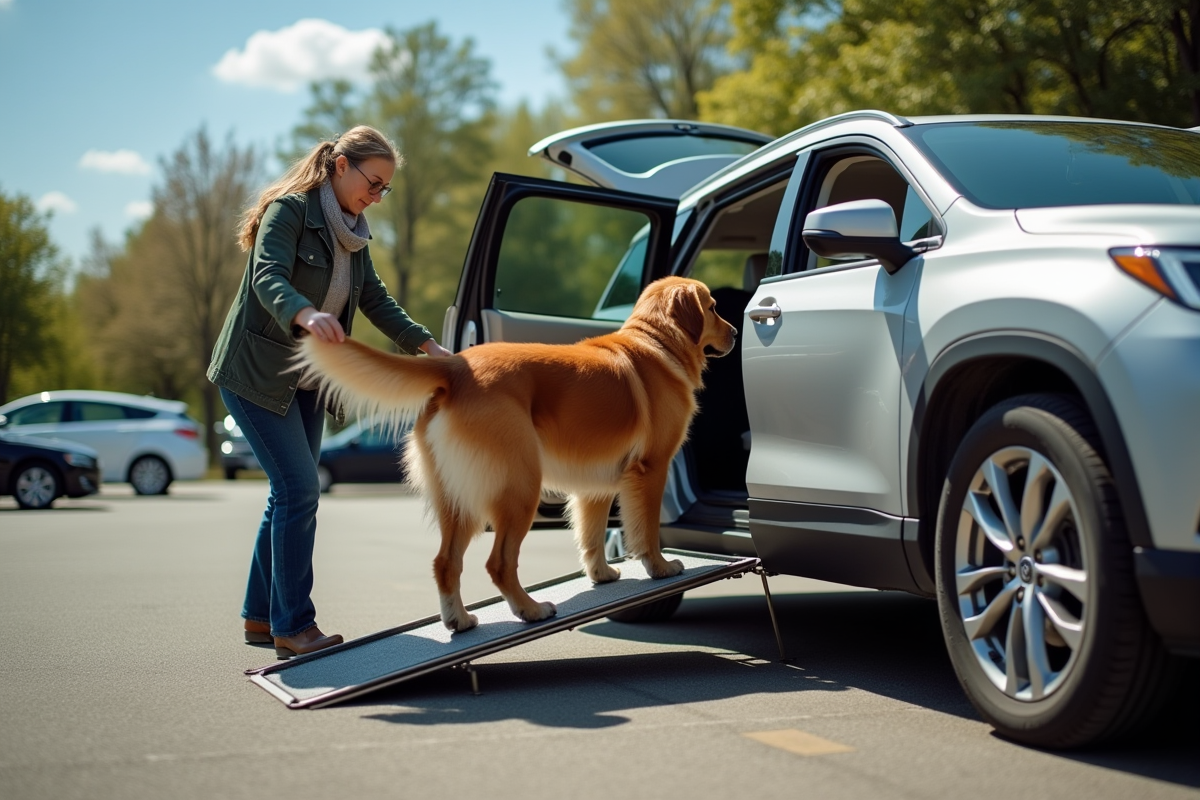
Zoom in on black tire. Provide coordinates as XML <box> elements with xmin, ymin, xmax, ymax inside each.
<box><xmin>934</xmin><ymin>393</ymin><xmax>1175</xmax><ymax>748</ymax></box>
<box><xmin>129</xmin><ymin>455</ymin><xmax>172</xmax><ymax>495</ymax></box>
<box><xmin>224</xmin><ymin>466</ymin><xmax>238</xmax><ymax>480</ymax></box>
<box><xmin>606</xmin><ymin>592</ymin><xmax>683</xmax><ymax>623</ymax></box>
<box><xmin>13</xmin><ymin>462</ymin><xmax>60</xmax><ymax>510</ymax></box>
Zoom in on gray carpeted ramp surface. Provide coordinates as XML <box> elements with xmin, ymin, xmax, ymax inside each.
<box><xmin>248</xmin><ymin>551</ymin><xmax>758</xmax><ymax>708</ymax></box>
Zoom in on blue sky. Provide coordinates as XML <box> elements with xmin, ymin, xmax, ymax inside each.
<box><xmin>0</xmin><ymin>0</ymin><xmax>571</xmax><ymax>269</ymax></box>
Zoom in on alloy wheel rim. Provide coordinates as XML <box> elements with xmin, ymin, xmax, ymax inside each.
<box><xmin>16</xmin><ymin>467</ymin><xmax>55</xmax><ymax>507</ymax></box>
<box><xmin>954</xmin><ymin>446</ymin><xmax>1089</xmax><ymax>701</ymax></box>
<box><xmin>132</xmin><ymin>458</ymin><xmax>168</xmax><ymax>493</ymax></box>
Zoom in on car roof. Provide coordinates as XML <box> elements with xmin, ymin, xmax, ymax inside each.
<box><xmin>0</xmin><ymin>390</ymin><xmax>188</xmax><ymax>415</ymax></box>
<box><xmin>675</xmin><ymin>110</ymin><xmax>1195</xmax><ymax>210</ymax></box>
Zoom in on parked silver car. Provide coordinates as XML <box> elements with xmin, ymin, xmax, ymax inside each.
<box><xmin>0</xmin><ymin>390</ymin><xmax>207</xmax><ymax>495</ymax></box>
<box><xmin>443</xmin><ymin>113</ymin><xmax>1200</xmax><ymax>748</ymax></box>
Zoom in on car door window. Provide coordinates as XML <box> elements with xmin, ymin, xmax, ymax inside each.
<box><xmin>71</xmin><ymin>402</ymin><xmax>127</xmax><ymax>422</ymax></box>
<box><xmin>494</xmin><ymin>196</ymin><xmax>652</xmax><ymax>320</ymax></box>
<box><xmin>803</xmin><ymin>153</ymin><xmax>939</xmax><ymax>271</ymax></box>
<box><xmin>6</xmin><ymin>402</ymin><xmax>67</xmax><ymax>426</ymax></box>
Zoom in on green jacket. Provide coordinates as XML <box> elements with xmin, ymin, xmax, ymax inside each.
<box><xmin>207</xmin><ymin>188</ymin><xmax>432</xmax><ymax>416</ymax></box>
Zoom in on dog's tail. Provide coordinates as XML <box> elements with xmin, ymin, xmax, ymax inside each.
<box><xmin>294</xmin><ymin>336</ymin><xmax>453</xmax><ymax>432</ymax></box>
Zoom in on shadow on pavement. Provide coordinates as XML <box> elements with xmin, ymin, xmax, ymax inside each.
<box><xmin>358</xmin><ymin>588</ymin><xmax>1200</xmax><ymax>787</ymax></box>
<box><xmin>589</xmin><ymin>590</ymin><xmax>975</xmax><ymax>720</ymax></box>
<box><xmin>359</xmin><ymin>648</ymin><xmax>843</xmax><ymax>730</ymax></box>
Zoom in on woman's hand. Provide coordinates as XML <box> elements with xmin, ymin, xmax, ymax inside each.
<box><xmin>419</xmin><ymin>339</ymin><xmax>453</xmax><ymax>358</ymax></box>
<box><xmin>292</xmin><ymin>307</ymin><xmax>345</xmax><ymax>343</ymax></box>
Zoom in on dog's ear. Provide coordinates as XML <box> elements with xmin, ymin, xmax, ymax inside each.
<box><xmin>669</xmin><ymin>283</ymin><xmax>706</xmax><ymax>345</ymax></box>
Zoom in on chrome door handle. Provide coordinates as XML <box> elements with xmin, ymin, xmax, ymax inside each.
<box><xmin>749</xmin><ymin>304</ymin><xmax>781</xmax><ymax>322</ymax></box>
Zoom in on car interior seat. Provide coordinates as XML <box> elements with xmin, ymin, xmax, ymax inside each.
<box><xmin>688</xmin><ymin>252</ymin><xmax>767</xmax><ymax>494</ymax></box>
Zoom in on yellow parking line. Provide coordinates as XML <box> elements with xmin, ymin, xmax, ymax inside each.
<box><xmin>743</xmin><ymin>729</ymin><xmax>855</xmax><ymax>756</ymax></box>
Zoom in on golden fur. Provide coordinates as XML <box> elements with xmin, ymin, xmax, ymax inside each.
<box><xmin>296</xmin><ymin>276</ymin><xmax>736</xmax><ymax>631</ymax></box>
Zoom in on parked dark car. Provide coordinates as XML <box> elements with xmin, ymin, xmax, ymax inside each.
<box><xmin>317</xmin><ymin>419</ymin><xmax>407</xmax><ymax>493</ymax></box>
<box><xmin>0</xmin><ymin>428</ymin><xmax>102</xmax><ymax>509</ymax></box>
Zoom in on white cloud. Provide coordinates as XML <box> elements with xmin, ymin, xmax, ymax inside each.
<box><xmin>79</xmin><ymin>149</ymin><xmax>152</xmax><ymax>175</ymax></box>
<box><xmin>212</xmin><ymin>19</ymin><xmax>389</xmax><ymax>93</ymax></box>
<box><xmin>0</xmin><ymin>0</ymin><xmax>13</xmax><ymax>10</ymax></box>
<box><xmin>125</xmin><ymin>201</ymin><xmax>154</xmax><ymax>220</ymax></box>
<box><xmin>37</xmin><ymin>192</ymin><xmax>77</xmax><ymax>215</ymax></box>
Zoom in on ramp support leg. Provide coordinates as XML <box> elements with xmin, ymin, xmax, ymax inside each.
<box><xmin>456</xmin><ymin>662</ymin><xmax>481</xmax><ymax>695</ymax></box>
<box><xmin>756</xmin><ymin>568</ymin><xmax>788</xmax><ymax>663</ymax></box>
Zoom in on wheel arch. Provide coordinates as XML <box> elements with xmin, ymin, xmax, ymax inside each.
<box><xmin>907</xmin><ymin>333</ymin><xmax>1152</xmax><ymax>588</ymax></box>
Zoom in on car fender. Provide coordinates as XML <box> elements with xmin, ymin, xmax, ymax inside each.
<box><xmin>907</xmin><ymin>331</ymin><xmax>1151</xmax><ymax>550</ymax></box>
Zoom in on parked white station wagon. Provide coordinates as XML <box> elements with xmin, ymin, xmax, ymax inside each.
<box><xmin>0</xmin><ymin>390</ymin><xmax>207</xmax><ymax>495</ymax></box>
<box><xmin>443</xmin><ymin>112</ymin><xmax>1200</xmax><ymax>748</ymax></box>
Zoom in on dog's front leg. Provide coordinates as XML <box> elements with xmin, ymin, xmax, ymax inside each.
<box><xmin>570</xmin><ymin>494</ymin><xmax>621</xmax><ymax>583</ymax></box>
<box><xmin>619</xmin><ymin>460</ymin><xmax>684</xmax><ymax>579</ymax></box>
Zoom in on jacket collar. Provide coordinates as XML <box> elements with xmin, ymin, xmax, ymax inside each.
<box><xmin>303</xmin><ymin>187</ymin><xmax>336</xmax><ymax>255</ymax></box>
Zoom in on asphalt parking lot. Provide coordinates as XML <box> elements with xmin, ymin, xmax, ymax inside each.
<box><xmin>1</xmin><ymin>481</ymin><xmax>1197</xmax><ymax>800</ymax></box>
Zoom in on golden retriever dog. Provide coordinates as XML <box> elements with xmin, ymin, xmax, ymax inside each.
<box><xmin>296</xmin><ymin>276</ymin><xmax>736</xmax><ymax>632</ymax></box>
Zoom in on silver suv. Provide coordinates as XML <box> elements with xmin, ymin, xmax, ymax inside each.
<box><xmin>445</xmin><ymin>112</ymin><xmax>1200</xmax><ymax>747</ymax></box>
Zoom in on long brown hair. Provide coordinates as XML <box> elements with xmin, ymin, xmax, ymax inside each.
<box><xmin>236</xmin><ymin>125</ymin><xmax>402</xmax><ymax>251</ymax></box>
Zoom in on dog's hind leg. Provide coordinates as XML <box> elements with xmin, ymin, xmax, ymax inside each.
<box><xmin>619</xmin><ymin>459</ymin><xmax>684</xmax><ymax>579</ymax></box>
<box><xmin>487</xmin><ymin>491</ymin><xmax>557</xmax><ymax>623</ymax></box>
<box><xmin>569</xmin><ymin>494</ymin><xmax>620</xmax><ymax>584</ymax></box>
<box><xmin>433</xmin><ymin>506</ymin><xmax>482</xmax><ymax>632</ymax></box>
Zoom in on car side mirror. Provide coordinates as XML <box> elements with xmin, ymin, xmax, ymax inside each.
<box><xmin>801</xmin><ymin>199</ymin><xmax>915</xmax><ymax>274</ymax></box>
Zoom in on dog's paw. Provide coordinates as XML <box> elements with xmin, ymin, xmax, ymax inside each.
<box><xmin>441</xmin><ymin>610</ymin><xmax>479</xmax><ymax>633</ymax></box>
<box><xmin>644</xmin><ymin>556</ymin><xmax>685</xmax><ymax>579</ymax></box>
<box><xmin>517</xmin><ymin>600</ymin><xmax>557</xmax><ymax>623</ymax></box>
<box><xmin>588</xmin><ymin>563</ymin><xmax>621</xmax><ymax>584</ymax></box>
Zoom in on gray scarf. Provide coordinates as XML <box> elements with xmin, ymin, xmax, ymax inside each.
<box><xmin>299</xmin><ymin>182</ymin><xmax>371</xmax><ymax>391</ymax></box>
<box><xmin>317</xmin><ymin>179</ymin><xmax>370</xmax><ymax>320</ymax></box>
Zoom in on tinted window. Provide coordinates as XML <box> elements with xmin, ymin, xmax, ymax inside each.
<box><xmin>72</xmin><ymin>402</ymin><xmax>125</xmax><ymax>422</ymax></box>
<box><xmin>494</xmin><ymin>197</ymin><xmax>651</xmax><ymax>319</ymax></box>
<box><xmin>586</xmin><ymin>135</ymin><xmax>761</xmax><ymax>175</ymax></box>
<box><xmin>905</xmin><ymin>122</ymin><xmax>1200</xmax><ymax>209</ymax></box>
<box><xmin>6</xmin><ymin>402</ymin><xmax>67</xmax><ymax>426</ymax></box>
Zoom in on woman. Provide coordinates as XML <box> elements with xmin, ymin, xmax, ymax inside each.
<box><xmin>208</xmin><ymin>125</ymin><xmax>451</xmax><ymax>659</ymax></box>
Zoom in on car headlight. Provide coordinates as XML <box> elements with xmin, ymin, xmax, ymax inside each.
<box><xmin>1110</xmin><ymin>247</ymin><xmax>1200</xmax><ymax>310</ymax></box>
<box><xmin>221</xmin><ymin>441</ymin><xmax>234</xmax><ymax>455</ymax></box>
<box><xmin>63</xmin><ymin>453</ymin><xmax>96</xmax><ymax>469</ymax></box>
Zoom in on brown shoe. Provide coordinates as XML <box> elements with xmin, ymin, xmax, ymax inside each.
<box><xmin>274</xmin><ymin>626</ymin><xmax>343</xmax><ymax>660</ymax></box>
<box><xmin>244</xmin><ymin>619</ymin><xmax>273</xmax><ymax>645</ymax></box>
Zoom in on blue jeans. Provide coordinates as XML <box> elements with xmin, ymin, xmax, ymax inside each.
<box><xmin>221</xmin><ymin>387</ymin><xmax>325</xmax><ymax>638</ymax></box>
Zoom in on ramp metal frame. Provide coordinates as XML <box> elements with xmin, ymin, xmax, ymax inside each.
<box><xmin>246</xmin><ymin>550</ymin><xmax>774</xmax><ymax>709</ymax></box>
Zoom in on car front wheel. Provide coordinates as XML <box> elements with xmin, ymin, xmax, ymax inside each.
<box><xmin>935</xmin><ymin>394</ymin><xmax>1174</xmax><ymax>748</ymax></box>
<box><xmin>129</xmin><ymin>455</ymin><xmax>172</xmax><ymax>495</ymax></box>
<box><xmin>14</xmin><ymin>463</ymin><xmax>60</xmax><ymax>509</ymax></box>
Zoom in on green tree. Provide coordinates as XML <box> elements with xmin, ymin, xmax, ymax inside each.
<box><xmin>557</xmin><ymin>0</ymin><xmax>733</xmax><ymax>121</ymax></box>
<box><xmin>367</xmin><ymin>22</ymin><xmax>496</xmax><ymax>314</ymax></box>
<box><xmin>700</xmin><ymin>0</ymin><xmax>1200</xmax><ymax>135</ymax></box>
<box><xmin>154</xmin><ymin>129</ymin><xmax>260</xmax><ymax>463</ymax></box>
<box><xmin>278</xmin><ymin>78</ymin><xmax>360</xmax><ymax>164</ymax></box>
<box><xmin>0</xmin><ymin>189</ymin><xmax>66</xmax><ymax>404</ymax></box>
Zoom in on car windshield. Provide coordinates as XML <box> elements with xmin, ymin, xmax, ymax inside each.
<box><xmin>903</xmin><ymin>122</ymin><xmax>1200</xmax><ymax>209</ymax></box>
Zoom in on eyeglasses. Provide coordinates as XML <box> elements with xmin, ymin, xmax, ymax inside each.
<box><xmin>349</xmin><ymin>161</ymin><xmax>392</xmax><ymax>198</ymax></box>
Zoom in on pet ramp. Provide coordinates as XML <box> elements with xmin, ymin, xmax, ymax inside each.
<box><xmin>246</xmin><ymin>550</ymin><xmax>784</xmax><ymax>709</ymax></box>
